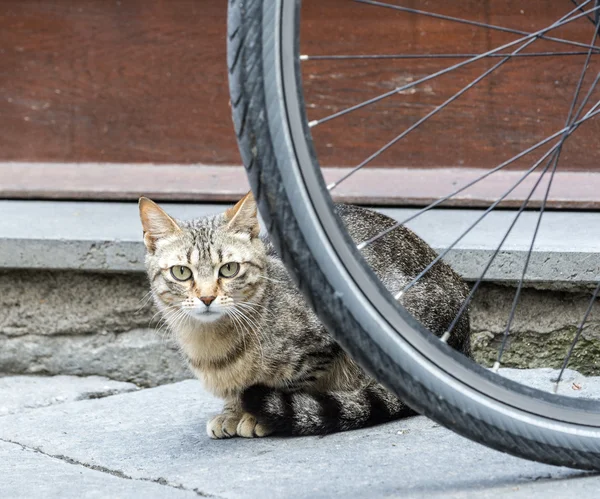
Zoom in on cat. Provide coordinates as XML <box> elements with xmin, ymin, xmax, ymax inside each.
<box><xmin>139</xmin><ymin>192</ymin><xmax>470</xmax><ymax>439</ymax></box>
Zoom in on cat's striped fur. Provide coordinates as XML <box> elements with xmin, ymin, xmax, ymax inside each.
<box><xmin>139</xmin><ymin>193</ymin><xmax>470</xmax><ymax>438</ymax></box>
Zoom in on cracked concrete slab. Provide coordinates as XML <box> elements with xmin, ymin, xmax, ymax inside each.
<box><xmin>0</xmin><ymin>440</ymin><xmax>200</xmax><ymax>499</ymax></box>
<box><xmin>1</xmin><ymin>375</ymin><xmax>599</xmax><ymax>498</ymax></box>
<box><xmin>0</xmin><ymin>375</ymin><xmax>138</xmax><ymax>416</ymax></box>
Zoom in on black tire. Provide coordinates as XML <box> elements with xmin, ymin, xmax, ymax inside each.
<box><xmin>227</xmin><ymin>0</ymin><xmax>600</xmax><ymax>469</ymax></box>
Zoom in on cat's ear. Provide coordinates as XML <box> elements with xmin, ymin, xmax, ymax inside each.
<box><xmin>225</xmin><ymin>192</ymin><xmax>259</xmax><ymax>238</ymax></box>
<box><xmin>138</xmin><ymin>197</ymin><xmax>182</xmax><ymax>253</ymax></box>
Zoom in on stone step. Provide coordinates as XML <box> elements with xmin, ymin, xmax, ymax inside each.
<box><xmin>1</xmin><ymin>201</ymin><xmax>599</xmax><ymax>385</ymax></box>
<box><xmin>1</xmin><ymin>200</ymin><xmax>599</xmax><ymax>283</ymax></box>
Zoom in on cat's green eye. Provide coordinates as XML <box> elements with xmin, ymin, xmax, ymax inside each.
<box><xmin>219</xmin><ymin>262</ymin><xmax>240</xmax><ymax>278</ymax></box>
<box><xmin>170</xmin><ymin>265</ymin><xmax>193</xmax><ymax>281</ymax></box>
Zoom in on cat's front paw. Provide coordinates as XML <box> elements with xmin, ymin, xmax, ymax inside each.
<box><xmin>206</xmin><ymin>413</ymin><xmax>241</xmax><ymax>439</ymax></box>
<box><xmin>236</xmin><ymin>412</ymin><xmax>273</xmax><ymax>438</ymax></box>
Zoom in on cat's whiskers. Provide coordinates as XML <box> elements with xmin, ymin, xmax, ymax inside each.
<box><xmin>169</xmin><ymin>307</ymin><xmax>194</xmax><ymax>339</ymax></box>
<box><xmin>236</xmin><ymin>300</ymin><xmax>276</xmax><ymax>322</ymax></box>
<box><xmin>150</xmin><ymin>298</ymin><xmax>185</xmax><ymax>326</ymax></box>
<box><xmin>154</xmin><ymin>316</ymin><xmax>177</xmax><ymax>339</ymax></box>
<box><xmin>234</xmin><ymin>303</ymin><xmax>270</xmax><ymax>341</ymax></box>
<box><xmin>230</xmin><ymin>306</ymin><xmax>264</xmax><ymax>355</ymax></box>
<box><xmin>156</xmin><ymin>305</ymin><xmax>188</xmax><ymax>339</ymax></box>
<box><xmin>235</xmin><ymin>303</ymin><xmax>276</xmax><ymax>346</ymax></box>
<box><xmin>171</xmin><ymin>308</ymin><xmax>192</xmax><ymax>334</ymax></box>
<box><xmin>157</xmin><ymin>303</ymin><xmax>181</xmax><ymax>322</ymax></box>
<box><xmin>230</xmin><ymin>306</ymin><xmax>266</xmax><ymax>370</ymax></box>
<box><xmin>224</xmin><ymin>308</ymin><xmax>248</xmax><ymax>355</ymax></box>
<box><xmin>155</xmin><ymin>316</ymin><xmax>177</xmax><ymax>340</ymax></box>
<box><xmin>136</xmin><ymin>290</ymin><xmax>155</xmax><ymax>313</ymax></box>
<box><xmin>236</xmin><ymin>299</ymin><xmax>272</xmax><ymax>312</ymax></box>
<box><xmin>228</xmin><ymin>307</ymin><xmax>256</xmax><ymax>365</ymax></box>
<box><xmin>256</xmin><ymin>275</ymin><xmax>284</xmax><ymax>284</ymax></box>
<box><xmin>238</xmin><ymin>309</ymin><xmax>269</xmax><ymax>362</ymax></box>
<box><xmin>153</xmin><ymin>305</ymin><xmax>177</xmax><ymax>334</ymax></box>
<box><xmin>150</xmin><ymin>305</ymin><xmax>169</xmax><ymax>324</ymax></box>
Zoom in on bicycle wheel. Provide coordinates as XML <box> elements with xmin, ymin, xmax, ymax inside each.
<box><xmin>227</xmin><ymin>0</ymin><xmax>600</xmax><ymax>469</ymax></box>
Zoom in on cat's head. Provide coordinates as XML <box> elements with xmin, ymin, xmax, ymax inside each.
<box><xmin>139</xmin><ymin>193</ymin><xmax>267</xmax><ymax>325</ymax></box>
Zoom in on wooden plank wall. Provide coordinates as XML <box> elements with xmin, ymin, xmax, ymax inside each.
<box><xmin>301</xmin><ymin>1</ymin><xmax>600</xmax><ymax>171</ymax></box>
<box><xmin>0</xmin><ymin>0</ymin><xmax>234</xmax><ymax>164</ymax></box>
<box><xmin>1</xmin><ymin>0</ymin><xmax>599</xmax><ymax>202</ymax></box>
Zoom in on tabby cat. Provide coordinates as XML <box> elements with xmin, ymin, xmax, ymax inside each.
<box><xmin>139</xmin><ymin>193</ymin><xmax>470</xmax><ymax>439</ymax></box>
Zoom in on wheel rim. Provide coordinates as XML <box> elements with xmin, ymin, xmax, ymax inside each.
<box><xmin>272</xmin><ymin>0</ymin><xmax>600</xmax><ymax>429</ymax></box>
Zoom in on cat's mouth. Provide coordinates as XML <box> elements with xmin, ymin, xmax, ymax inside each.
<box><xmin>200</xmin><ymin>309</ymin><xmax>219</xmax><ymax>316</ymax></box>
<box><xmin>186</xmin><ymin>307</ymin><xmax>224</xmax><ymax>323</ymax></box>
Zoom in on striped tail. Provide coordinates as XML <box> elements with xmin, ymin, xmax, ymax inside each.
<box><xmin>241</xmin><ymin>383</ymin><xmax>416</xmax><ymax>436</ymax></box>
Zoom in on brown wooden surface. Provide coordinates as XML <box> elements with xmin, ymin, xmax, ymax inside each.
<box><xmin>301</xmin><ymin>1</ymin><xmax>600</xmax><ymax>172</ymax></box>
<box><xmin>1</xmin><ymin>1</ymin><xmax>599</xmax><ymax>203</ymax></box>
<box><xmin>0</xmin><ymin>0</ymin><xmax>234</xmax><ymax>164</ymax></box>
<box><xmin>2</xmin><ymin>162</ymin><xmax>600</xmax><ymax>209</ymax></box>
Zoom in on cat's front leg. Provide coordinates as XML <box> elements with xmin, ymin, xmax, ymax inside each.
<box><xmin>206</xmin><ymin>398</ymin><xmax>243</xmax><ymax>439</ymax></box>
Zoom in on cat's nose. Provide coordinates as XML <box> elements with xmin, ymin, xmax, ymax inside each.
<box><xmin>199</xmin><ymin>296</ymin><xmax>216</xmax><ymax>307</ymax></box>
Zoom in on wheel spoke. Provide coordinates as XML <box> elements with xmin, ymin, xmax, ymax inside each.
<box><xmin>454</xmin><ymin>34</ymin><xmax>600</xmax><ymax>354</ymax></box>
<box><xmin>356</xmin><ymin>105</ymin><xmax>600</xmax><ymax>252</ymax></box>
<box><xmin>494</xmin><ymin>23</ymin><xmax>600</xmax><ymax>371</ymax></box>
<box><xmin>395</xmin><ymin>140</ymin><xmax>571</xmax><ymax>301</ymax></box>
<box><xmin>492</xmin><ymin>148</ymin><xmax>565</xmax><ymax>371</ymax></box>
<box><xmin>328</xmin><ymin>34</ymin><xmax>540</xmax><ymax>191</ymax></box>
<box><xmin>554</xmin><ymin>282</ymin><xmax>600</xmax><ymax>392</ymax></box>
<box><xmin>396</xmin><ymin>94</ymin><xmax>600</xmax><ymax>303</ymax></box>
<box><xmin>439</xmin><ymin>150</ymin><xmax>560</xmax><ymax>344</ymax></box>
<box><xmin>301</xmin><ymin>52</ymin><xmax>591</xmax><ymax>61</ymax></box>
<box><xmin>570</xmin><ymin>0</ymin><xmax>598</xmax><ymax>24</ymax></box>
<box><xmin>355</xmin><ymin>0</ymin><xmax>600</xmax><ymax>52</ymax></box>
<box><xmin>309</xmin><ymin>2</ymin><xmax>600</xmax><ymax>127</ymax></box>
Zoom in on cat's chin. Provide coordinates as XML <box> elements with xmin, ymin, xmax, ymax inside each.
<box><xmin>187</xmin><ymin>309</ymin><xmax>226</xmax><ymax>324</ymax></box>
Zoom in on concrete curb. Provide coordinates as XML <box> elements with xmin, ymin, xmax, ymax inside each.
<box><xmin>1</xmin><ymin>201</ymin><xmax>599</xmax><ymax>283</ymax></box>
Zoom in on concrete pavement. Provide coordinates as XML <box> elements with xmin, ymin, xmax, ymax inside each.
<box><xmin>1</xmin><ymin>371</ymin><xmax>599</xmax><ymax>498</ymax></box>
